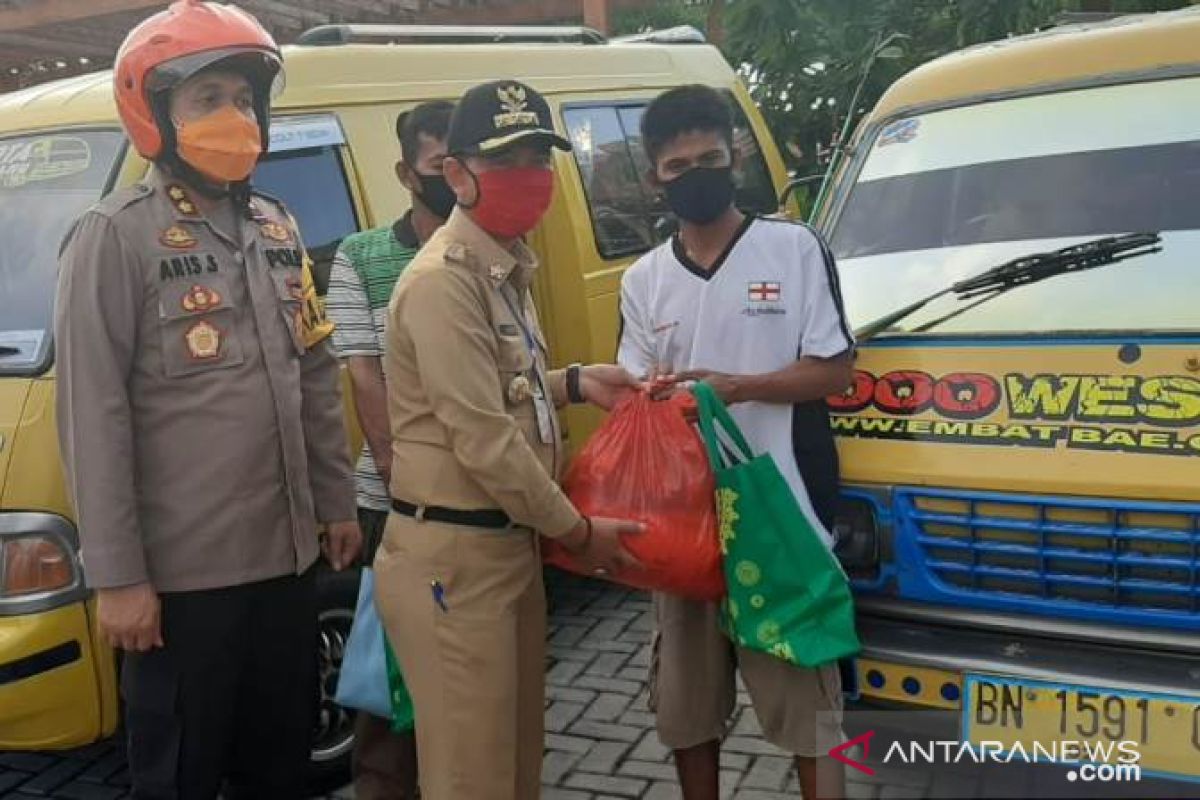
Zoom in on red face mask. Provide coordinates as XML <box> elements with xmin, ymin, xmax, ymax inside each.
<box><xmin>469</xmin><ymin>167</ymin><xmax>554</xmax><ymax>238</ymax></box>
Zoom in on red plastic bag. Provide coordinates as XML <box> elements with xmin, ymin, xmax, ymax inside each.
<box><xmin>543</xmin><ymin>392</ymin><xmax>725</xmax><ymax>601</ymax></box>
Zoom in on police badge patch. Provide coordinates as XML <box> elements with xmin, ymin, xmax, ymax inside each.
<box><xmin>260</xmin><ymin>221</ymin><xmax>292</xmax><ymax>242</ymax></box>
<box><xmin>160</xmin><ymin>225</ymin><xmax>197</xmax><ymax>249</ymax></box>
<box><xmin>181</xmin><ymin>284</ymin><xmax>222</xmax><ymax>314</ymax></box>
<box><xmin>184</xmin><ymin>320</ymin><xmax>221</xmax><ymax>360</ymax></box>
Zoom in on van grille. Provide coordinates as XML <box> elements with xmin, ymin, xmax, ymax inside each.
<box><xmin>894</xmin><ymin>489</ymin><xmax>1199</xmax><ymax>627</ymax></box>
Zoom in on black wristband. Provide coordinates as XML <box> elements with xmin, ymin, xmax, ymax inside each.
<box><xmin>566</xmin><ymin>363</ymin><xmax>585</xmax><ymax>404</ymax></box>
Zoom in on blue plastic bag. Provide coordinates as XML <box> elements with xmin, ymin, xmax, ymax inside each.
<box><xmin>334</xmin><ymin>568</ymin><xmax>391</xmax><ymax>718</ymax></box>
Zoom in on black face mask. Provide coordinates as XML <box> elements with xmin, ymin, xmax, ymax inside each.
<box><xmin>416</xmin><ymin>172</ymin><xmax>457</xmax><ymax>220</ymax></box>
<box><xmin>662</xmin><ymin>165</ymin><xmax>736</xmax><ymax>225</ymax></box>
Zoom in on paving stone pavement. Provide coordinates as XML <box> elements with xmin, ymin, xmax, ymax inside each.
<box><xmin>5</xmin><ymin>572</ymin><xmax>1197</xmax><ymax>800</ymax></box>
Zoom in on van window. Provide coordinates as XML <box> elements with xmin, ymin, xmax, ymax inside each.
<box><xmin>828</xmin><ymin>76</ymin><xmax>1199</xmax><ymax>335</ymax></box>
<box><xmin>0</xmin><ymin>130</ymin><xmax>124</xmax><ymax>376</ymax></box>
<box><xmin>254</xmin><ymin>144</ymin><xmax>358</xmax><ymax>295</ymax></box>
<box><xmin>563</xmin><ymin>96</ymin><xmax>777</xmax><ymax>259</ymax></box>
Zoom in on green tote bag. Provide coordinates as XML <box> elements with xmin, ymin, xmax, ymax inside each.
<box><xmin>692</xmin><ymin>382</ymin><xmax>860</xmax><ymax>667</ymax></box>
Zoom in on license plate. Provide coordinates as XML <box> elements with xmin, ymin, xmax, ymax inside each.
<box><xmin>963</xmin><ymin>674</ymin><xmax>1200</xmax><ymax>782</ymax></box>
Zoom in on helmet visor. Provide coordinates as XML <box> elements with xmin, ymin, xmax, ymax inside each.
<box><xmin>145</xmin><ymin>47</ymin><xmax>284</xmax><ymax>100</ymax></box>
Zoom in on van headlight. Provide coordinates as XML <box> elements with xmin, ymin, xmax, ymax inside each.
<box><xmin>0</xmin><ymin>514</ymin><xmax>84</xmax><ymax>614</ymax></box>
<box><xmin>832</xmin><ymin>496</ymin><xmax>881</xmax><ymax>577</ymax></box>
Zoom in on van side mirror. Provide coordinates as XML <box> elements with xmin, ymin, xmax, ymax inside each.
<box><xmin>777</xmin><ymin>173</ymin><xmax>825</xmax><ymax>219</ymax></box>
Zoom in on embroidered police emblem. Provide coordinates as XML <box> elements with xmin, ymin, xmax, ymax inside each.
<box><xmin>181</xmin><ymin>284</ymin><xmax>222</xmax><ymax>314</ymax></box>
<box><xmin>160</xmin><ymin>225</ymin><xmax>197</xmax><ymax>249</ymax></box>
<box><xmin>260</xmin><ymin>221</ymin><xmax>291</xmax><ymax>242</ymax></box>
<box><xmin>494</xmin><ymin>84</ymin><xmax>538</xmax><ymax>128</ymax></box>
<box><xmin>184</xmin><ymin>320</ymin><xmax>221</xmax><ymax>359</ymax></box>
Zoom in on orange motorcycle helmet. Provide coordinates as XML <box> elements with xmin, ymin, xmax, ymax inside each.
<box><xmin>114</xmin><ymin>0</ymin><xmax>283</xmax><ymax>162</ymax></box>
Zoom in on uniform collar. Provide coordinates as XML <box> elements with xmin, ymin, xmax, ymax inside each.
<box><xmin>441</xmin><ymin>206</ymin><xmax>537</xmax><ymax>287</ymax></box>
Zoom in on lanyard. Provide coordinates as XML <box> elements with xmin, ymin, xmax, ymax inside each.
<box><xmin>499</xmin><ymin>285</ymin><xmax>544</xmax><ymax>361</ymax></box>
<box><xmin>499</xmin><ymin>285</ymin><xmax>559</xmax><ymax>458</ymax></box>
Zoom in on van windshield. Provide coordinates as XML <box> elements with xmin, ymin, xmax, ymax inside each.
<box><xmin>828</xmin><ymin>76</ymin><xmax>1199</xmax><ymax>336</ymax></box>
<box><xmin>0</xmin><ymin>130</ymin><xmax>124</xmax><ymax>375</ymax></box>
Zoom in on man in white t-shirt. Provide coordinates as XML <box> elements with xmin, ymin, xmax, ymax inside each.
<box><xmin>617</xmin><ymin>85</ymin><xmax>854</xmax><ymax>800</ymax></box>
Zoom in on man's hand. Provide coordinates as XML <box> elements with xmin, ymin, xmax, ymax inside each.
<box><xmin>580</xmin><ymin>364</ymin><xmax>639</xmax><ymax>411</ymax></box>
<box><xmin>322</xmin><ymin>520</ymin><xmax>363</xmax><ymax>571</ymax></box>
<box><xmin>675</xmin><ymin>369</ymin><xmax>742</xmax><ymax>405</ymax></box>
<box><xmin>564</xmin><ymin>517</ymin><xmax>644</xmax><ymax>577</ymax></box>
<box><xmin>97</xmin><ymin>582</ymin><xmax>162</xmax><ymax>652</ymax></box>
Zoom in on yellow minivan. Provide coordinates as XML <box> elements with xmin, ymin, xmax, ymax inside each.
<box><xmin>815</xmin><ymin>8</ymin><xmax>1200</xmax><ymax>783</ymax></box>
<box><xmin>0</xmin><ymin>24</ymin><xmax>789</xmax><ymax>784</ymax></box>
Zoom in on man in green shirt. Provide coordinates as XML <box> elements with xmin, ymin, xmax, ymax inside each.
<box><xmin>326</xmin><ymin>99</ymin><xmax>456</xmax><ymax>800</ymax></box>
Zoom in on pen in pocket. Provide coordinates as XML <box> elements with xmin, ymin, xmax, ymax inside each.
<box><xmin>431</xmin><ymin>579</ymin><xmax>448</xmax><ymax>612</ymax></box>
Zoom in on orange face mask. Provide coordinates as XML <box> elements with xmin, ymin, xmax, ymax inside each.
<box><xmin>174</xmin><ymin>106</ymin><xmax>262</xmax><ymax>183</ymax></box>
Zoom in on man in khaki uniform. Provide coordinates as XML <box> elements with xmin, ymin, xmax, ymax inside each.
<box><xmin>374</xmin><ymin>80</ymin><xmax>642</xmax><ymax>800</ymax></box>
<box><xmin>54</xmin><ymin>3</ymin><xmax>360</xmax><ymax>797</ymax></box>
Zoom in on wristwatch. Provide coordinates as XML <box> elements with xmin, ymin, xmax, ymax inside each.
<box><xmin>566</xmin><ymin>363</ymin><xmax>585</xmax><ymax>405</ymax></box>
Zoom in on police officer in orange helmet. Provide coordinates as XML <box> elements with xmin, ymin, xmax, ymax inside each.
<box><xmin>55</xmin><ymin>2</ymin><xmax>361</xmax><ymax>797</ymax></box>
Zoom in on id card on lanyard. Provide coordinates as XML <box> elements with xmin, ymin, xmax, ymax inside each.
<box><xmin>500</xmin><ymin>287</ymin><xmax>556</xmax><ymax>446</ymax></box>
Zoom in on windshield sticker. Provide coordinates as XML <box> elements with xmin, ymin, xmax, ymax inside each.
<box><xmin>0</xmin><ymin>136</ymin><xmax>92</xmax><ymax>189</ymax></box>
<box><xmin>829</xmin><ymin>369</ymin><xmax>1200</xmax><ymax>456</ymax></box>
<box><xmin>268</xmin><ymin>114</ymin><xmax>346</xmax><ymax>154</ymax></box>
<box><xmin>0</xmin><ymin>330</ymin><xmax>47</xmax><ymax>367</ymax></box>
<box><xmin>878</xmin><ymin>118</ymin><xmax>920</xmax><ymax>148</ymax></box>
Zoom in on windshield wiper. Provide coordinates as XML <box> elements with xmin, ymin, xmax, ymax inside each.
<box><xmin>854</xmin><ymin>232</ymin><xmax>1163</xmax><ymax>341</ymax></box>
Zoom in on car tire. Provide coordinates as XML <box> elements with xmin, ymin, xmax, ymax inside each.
<box><xmin>307</xmin><ymin>564</ymin><xmax>361</xmax><ymax>795</ymax></box>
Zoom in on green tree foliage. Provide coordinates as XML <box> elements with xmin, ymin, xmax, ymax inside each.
<box><xmin>711</xmin><ymin>0</ymin><xmax>1196</xmax><ymax>173</ymax></box>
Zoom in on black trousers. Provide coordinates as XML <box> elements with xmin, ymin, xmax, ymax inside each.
<box><xmin>121</xmin><ymin>570</ymin><xmax>317</xmax><ymax>800</ymax></box>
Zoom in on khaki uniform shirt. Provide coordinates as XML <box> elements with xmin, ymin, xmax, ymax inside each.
<box><xmin>385</xmin><ymin>208</ymin><xmax>580</xmax><ymax>538</ymax></box>
<box><xmin>55</xmin><ymin>169</ymin><xmax>356</xmax><ymax>592</ymax></box>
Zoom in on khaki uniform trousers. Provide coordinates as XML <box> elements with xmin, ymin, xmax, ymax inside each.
<box><xmin>374</xmin><ymin>512</ymin><xmax>545</xmax><ymax>800</ymax></box>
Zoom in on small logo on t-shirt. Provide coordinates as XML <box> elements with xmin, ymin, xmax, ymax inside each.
<box><xmin>748</xmin><ymin>281</ymin><xmax>781</xmax><ymax>302</ymax></box>
<box><xmin>744</xmin><ymin>281</ymin><xmax>786</xmax><ymax>317</ymax></box>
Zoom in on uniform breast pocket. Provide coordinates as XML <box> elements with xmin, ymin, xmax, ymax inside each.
<box><xmin>157</xmin><ymin>276</ymin><xmax>246</xmax><ymax>379</ymax></box>
<box><xmin>269</xmin><ymin>268</ymin><xmax>307</xmax><ymax>357</ymax></box>
<box><xmin>496</xmin><ymin>334</ymin><xmax>535</xmax><ymax>407</ymax></box>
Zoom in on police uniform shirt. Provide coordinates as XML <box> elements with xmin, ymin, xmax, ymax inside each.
<box><xmin>617</xmin><ymin>216</ymin><xmax>854</xmax><ymax>538</ymax></box>
<box><xmin>55</xmin><ymin>168</ymin><xmax>357</xmax><ymax>592</ymax></box>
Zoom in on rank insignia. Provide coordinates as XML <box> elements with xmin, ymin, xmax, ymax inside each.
<box><xmin>260</xmin><ymin>221</ymin><xmax>292</xmax><ymax>242</ymax></box>
<box><xmin>184</xmin><ymin>320</ymin><xmax>221</xmax><ymax>360</ymax></box>
<box><xmin>167</xmin><ymin>185</ymin><xmax>199</xmax><ymax>216</ymax></box>
<box><xmin>247</xmin><ymin>199</ymin><xmax>268</xmax><ymax>223</ymax></box>
<box><xmin>489</xmin><ymin>264</ymin><xmax>508</xmax><ymax>281</ymax></box>
<box><xmin>160</xmin><ymin>225</ymin><xmax>197</xmax><ymax>249</ymax></box>
<box><xmin>181</xmin><ymin>284</ymin><xmax>222</xmax><ymax>314</ymax></box>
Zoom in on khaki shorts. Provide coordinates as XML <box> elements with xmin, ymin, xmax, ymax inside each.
<box><xmin>649</xmin><ymin>591</ymin><xmax>845</xmax><ymax>757</ymax></box>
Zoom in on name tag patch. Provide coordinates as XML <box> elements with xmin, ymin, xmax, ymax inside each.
<box><xmin>159</xmin><ymin>253</ymin><xmax>220</xmax><ymax>281</ymax></box>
